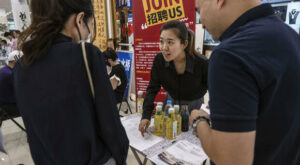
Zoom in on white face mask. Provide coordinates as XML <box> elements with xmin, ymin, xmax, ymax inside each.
<box><xmin>77</xmin><ymin>33</ymin><xmax>91</xmax><ymax>43</ymax></box>
<box><xmin>86</xmin><ymin>33</ymin><xmax>91</xmax><ymax>43</ymax></box>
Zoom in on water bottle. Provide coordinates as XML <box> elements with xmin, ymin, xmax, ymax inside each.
<box><xmin>164</xmin><ymin>100</ymin><xmax>172</xmax><ymax>116</ymax></box>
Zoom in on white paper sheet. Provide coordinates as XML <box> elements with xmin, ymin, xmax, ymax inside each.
<box><xmin>201</xmin><ymin>104</ymin><xmax>210</xmax><ymax>115</ymax></box>
<box><xmin>149</xmin><ymin>140</ymin><xmax>208</xmax><ymax>165</ymax></box>
<box><xmin>121</xmin><ymin>116</ymin><xmax>164</xmax><ymax>151</ymax></box>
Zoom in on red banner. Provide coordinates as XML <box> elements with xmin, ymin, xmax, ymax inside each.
<box><xmin>133</xmin><ymin>0</ymin><xmax>195</xmax><ymax>111</ymax></box>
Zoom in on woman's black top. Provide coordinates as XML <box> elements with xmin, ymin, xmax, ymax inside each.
<box><xmin>13</xmin><ymin>34</ymin><xmax>129</xmax><ymax>165</ymax></box>
<box><xmin>142</xmin><ymin>53</ymin><xmax>208</xmax><ymax>120</ymax></box>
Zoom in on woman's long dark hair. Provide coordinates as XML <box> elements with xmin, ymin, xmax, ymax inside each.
<box><xmin>160</xmin><ymin>20</ymin><xmax>199</xmax><ymax>58</ymax></box>
<box><xmin>18</xmin><ymin>0</ymin><xmax>94</xmax><ymax>66</ymax></box>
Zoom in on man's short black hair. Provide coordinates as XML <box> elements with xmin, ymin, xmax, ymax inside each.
<box><xmin>103</xmin><ymin>48</ymin><xmax>118</xmax><ymax>61</ymax></box>
<box><xmin>1</xmin><ymin>40</ymin><xmax>7</xmax><ymax>44</ymax></box>
<box><xmin>4</xmin><ymin>32</ymin><xmax>12</xmax><ymax>37</ymax></box>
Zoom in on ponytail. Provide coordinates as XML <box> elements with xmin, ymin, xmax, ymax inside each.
<box><xmin>185</xmin><ymin>29</ymin><xmax>199</xmax><ymax>58</ymax></box>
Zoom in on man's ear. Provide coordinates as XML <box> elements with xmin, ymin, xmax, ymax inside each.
<box><xmin>75</xmin><ymin>12</ymin><xmax>85</xmax><ymax>27</ymax></box>
<box><xmin>217</xmin><ymin>0</ymin><xmax>225</xmax><ymax>10</ymax></box>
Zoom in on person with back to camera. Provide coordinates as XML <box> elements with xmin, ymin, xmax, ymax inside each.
<box><xmin>103</xmin><ymin>48</ymin><xmax>128</xmax><ymax>104</ymax></box>
<box><xmin>190</xmin><ymin>0</ymin><xmax>300</xmax><ymax>164</ymax></box>
<box><xmin>14</xmin><ymin>0</ymin><xmax>129</xmax><ymax>165</ymax></box>
<box><xmin>138</xmin><ymin>20</ymin><xmax>208</xmax><ymax>136</ymax></box>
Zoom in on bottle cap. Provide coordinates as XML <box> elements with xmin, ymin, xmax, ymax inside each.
<box><xmin>168</xmin><ymin>107</ymin><xmax>175</xmax><ymax>113</ymax></box>
<box><xmin>138</xmin><ymin>91</ymin><xmax>143</xmax><ymax>95</ymax></box>
<box><xmin>167</xmin><ymin>100</ymin><xmax>172</xmax><ymax>104</ymax></box>
<box><xmin>174</xmin><ymin>105</ymin><xmax>180</xmax><ymax>109</ymax></box>
<box><xmin>156</xmin><ymin>105</ymin><xmax>162</xmax><ymax>111</ymax></box>
<box><xmin>157</xmin><ymin>102</ymin><xmax>163</xmax><ymax>106</ymax></box>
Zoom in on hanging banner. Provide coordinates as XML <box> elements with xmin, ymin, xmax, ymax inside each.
<box><xmin>10</xmin><ymin>0</ymin><xmax>31</xmax><ymax>30</ymax></box>
<box><xmin>0</xmin><ymin>9</ymin><xmax>8</xmax><ymax>33</ymax></box>
<box><xmin>94</xmin><ymin>0</ymin><xmax>108</xmax><ymax>51</ymax></box>
<box><xmin>127</xmin><ymin>0</ymin><xmax>132</xmax><ymax>9</ymax></box>
<box><xmin>286</xmin><ymin>2</ymin><xmax>300</xmax><ymax>34</ymax></box>
<box><xmin>116</xmin><ymin>51</ymin><xmax>133</xmax><ymax>98</ymax></box>
<box><xmin>116</xmin><ymin>0</ymin><xmax>127</xmax><ymax>9</ymax></box>
<box><xmin>133</xmin><ymin>0</ymin><xmax>196</xmax><ymax>108</ymax></box>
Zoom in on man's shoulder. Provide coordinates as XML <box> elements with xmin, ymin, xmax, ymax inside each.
<box><xmin>217</xmin><ymin>15</ymin><xmax>299</xmax><ymax>57</ymax></box>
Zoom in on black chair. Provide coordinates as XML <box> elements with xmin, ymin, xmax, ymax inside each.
<box><xmin>118</xmin><ymin>97</ymin><xmax>133</xmax><ymax>114</ymax></box>
<box><xmin>0</xmin><ymin>107</ymin><xmax>26</xmax><ymax>132</ymax></box>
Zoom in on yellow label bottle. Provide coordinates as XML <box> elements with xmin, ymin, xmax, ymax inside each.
<box><xmin>137</xmin><ymin>91</ymin><xmax>144</xmax><ymax>114</ymax></box>
<box><xmin>174</xmin><ymin>105</ymin><xmax>182</xmax><ymax>136</ymax></box>
<box><xmin>166</xmin><ymin>108</ymin><xmax>177</xmax><ymax>140</ymax></box>
<box><xmin>154</xmin><ymin>105</ymin><xmax>163</xmax><ymax>137</ymax></box>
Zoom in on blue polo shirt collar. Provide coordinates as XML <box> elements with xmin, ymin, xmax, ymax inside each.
<box><xmin>220</xmin><ymin>3</ymin><xmax>274</xmax><ymax>41</ymax></box>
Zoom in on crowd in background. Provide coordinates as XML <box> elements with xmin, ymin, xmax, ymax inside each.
<box><xmin>0</xmin><ymin>30</ymin><xmax>20</xmax><ymax>58</ymax></box>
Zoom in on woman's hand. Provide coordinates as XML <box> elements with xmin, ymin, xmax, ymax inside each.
<box><xmin>138</xmin><ymin>119</ymin><xmax>150</xmax><ymax>137</ymax></box>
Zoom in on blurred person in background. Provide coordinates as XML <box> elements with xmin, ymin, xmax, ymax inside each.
<box><xmin>11</xmin><ymin>30</ymin><xmax>21</xmax><ymax>51</ymax></box>
<box><xmin>4</xmin><ymin>32</ymin><xmax>13</xmax><ymax>47</ymax></box>
<box><xmin>0</xmin><ymin>40</ymin><xmax>11</xmax><ymax>57</ymax></box>
<box><xmin>14</xmin><ymin>0</ymin><xmax>129</xmax><ymax>164</ymax></box>
<box><xmin>103</xmin><ymin>48</ymin><xmax>128</xmax><ymax>105</ymax></box>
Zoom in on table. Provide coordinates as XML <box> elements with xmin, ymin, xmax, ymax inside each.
<box><xmin>121</xmin><ymin>114</ymin><xmax>208</xmax><ymax>165</ymax></box>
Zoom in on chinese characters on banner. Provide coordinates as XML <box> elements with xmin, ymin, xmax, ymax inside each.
<box><xmin>133</xmin><ymin>0</ymin><xmax>195</xmax><ymax>108</ymax></box>
<box><xmin>10</xmin><ymin>0</ymin><xmax>31</xmax><ymax>30</ymax></box>
<box><xmin>143</xmin><ymin>0</ymin><xmax>186</xmax><ymax>27</ymax></box>
<box><xmin>93</xmin><ymin>0</ymin><xmax>108</xmax><ymax>52</ymax></box>
<box><xmin>117</xmin><ymin>51</ymin><xmax>133</xmax><ymax>98</ymax></box>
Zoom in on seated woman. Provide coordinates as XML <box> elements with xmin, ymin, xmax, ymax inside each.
<box><xmin>139</xmin><ymin>20</ymin><xmax>209</xmax><ymax>136</ymax></box>
<box><xmin>104</xmin><ymin>48</ymin><xmax>128</xmax><ymax>104</ymax></box>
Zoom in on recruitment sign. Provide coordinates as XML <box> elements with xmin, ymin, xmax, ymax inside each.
<box><xmin>143</xmin><ymin>0</ymin><xmax>186</xmax><ymax>27</ymax></box>
<box><xmin>133</xmin><ymin>0</ymin><xmax>195</xmax><ymax>110</ymax></box>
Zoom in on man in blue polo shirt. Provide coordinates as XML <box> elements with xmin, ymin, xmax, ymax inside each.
<box><xmin>191</xmin><ymin>0</ymin><xmax>300</xmax><ymax>164</ymax></box>
<box><xmin>0</xmin><ymin>50</ymin><xmax>22</xmax><ymax>125</ymax></box>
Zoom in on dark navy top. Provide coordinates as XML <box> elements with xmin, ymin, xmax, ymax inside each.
<box><xmin>209</xmin><ymin>4</ymin><xmax>300</xmax><ymax>165</ymax></box>
<box><xmin>13</xmin><ymin>34</ymin><xmax>129</xmax><ymax>165</ymax></box>
<box><xmin>0</xmin><ymin>65</ymin><xmax>15</xmax><ymax>104</ymax></box>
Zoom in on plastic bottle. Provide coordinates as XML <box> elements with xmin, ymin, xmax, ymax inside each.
<box><xmin>137</xmin><ymin>91</ymin><xmax>144</xmax><ymax>114</ymax></box>
<box><xmin>154</xmin><ymin>105</ymin><xmax>164</xmax><ymax>137</ymax></box>
<box><xmin>166</xmin><ymin>108</ymin><xmax>177</xmax><ymax>140</ymax></box>
<box><xmin>157</xmin><ymin>102</ymin><xmax>164</xmax><ymax>116</ymax></box>
<box><xmin>174</xmin><ymin>105</ymin><xmax>182</xmax><ymax>136</ymax></box>
<box><xmin>164</xmin><ymin>100</ymin><xmax>173</xmax><ymax>116</ymax></box>
<box><xmin>181</xmin><ymin>105</ymin><xmax>189</xmax><ymax>132</ymax></box>
<box><xmin>157</xmin><ymin>102</ymin><xmax>163</xmax><ymax>107</ymax></box>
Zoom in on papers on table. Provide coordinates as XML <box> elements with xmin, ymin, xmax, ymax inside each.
<box><xmin>201</xmin><ymin>104</ymin><xmax>210</xmax><ymax>115</ymax></box>
<box><xmin>149</xmin><ymin>140</ymin><xmax>208</xmax><ymax>165</ymax></box>
<box><xmin>121</xmin><ymin>116</ymin><xmax>164</xmax><ymax>151</ymax></box>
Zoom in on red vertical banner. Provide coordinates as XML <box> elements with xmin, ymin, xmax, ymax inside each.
<box><xmin>133</xmin><ymin>0</ymin><xmax>195</xmax><ymax>111</ymax></box>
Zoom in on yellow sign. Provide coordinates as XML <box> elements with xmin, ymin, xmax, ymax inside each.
<box><xmin>142</xmin><ymin>0</ymin><xmax>185</xmax><ymax>27</ymax></box>
<box><xmin>94</xmin><ymin>0</ymin><xmax>107</xmax><ymax>52</ymax></box>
